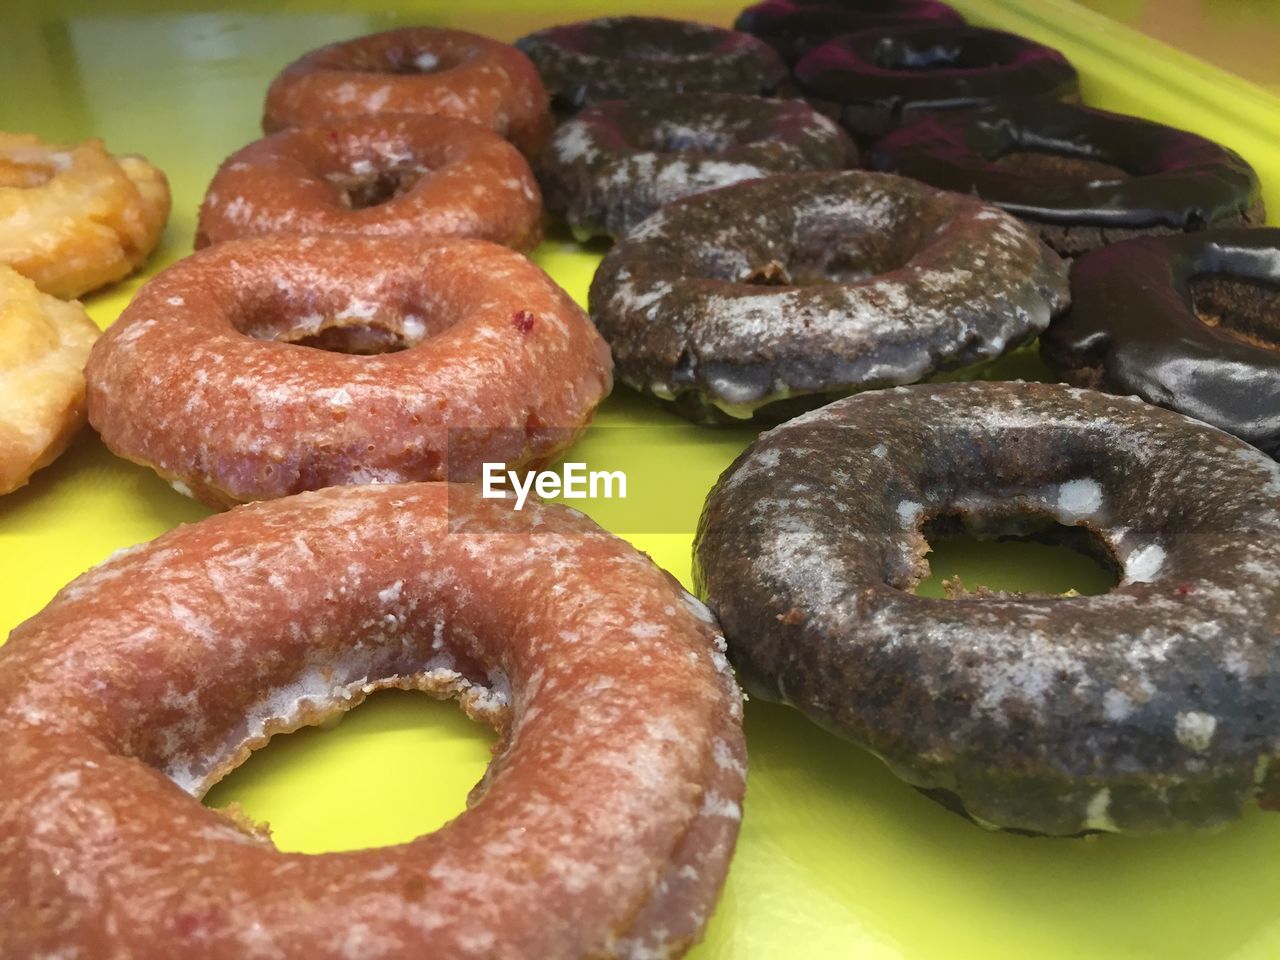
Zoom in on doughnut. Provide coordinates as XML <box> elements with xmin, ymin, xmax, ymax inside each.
<box><xmin>868</xmin><ymin>102</ymin><xmax>1265</xmax><ymax>257</ymax></box>
<box><xmin>0</xmin><ymin>482</ymin><xmax>747</xmax><ymax>957</ymax></box>
<box><xmin>1042</xmin><ymin>228</ymin><xmax>1280</xmax><ymax>457</ymax></box>
<box><xmin>735</xmin><ymin>0</ymin><xmax>965</xmax><ymax>65</ymax></box>
<box><xmin>85</xmin><ymin>234</ymin><xmax>612</xmax><ymax>507</ymax></box>
<box><xmin>694</xmin><ymin>380</ymin><xmax>1280</xmax><ymax>835</ymax></box>
<box><xmin>0</xmin><ymin>266</ymin><xmax>100</xmax><ymax>495</ymax></box>
<box><xmin>262</xmin><ymin>28</ymin><xmax>554</xmax><ymax>158</ymax></box>
<box><xmin>196</xmin><ymin>114</ymin><xmax>542</xmax><ymax>251</ymax></box>
<box><xmin>540</xmin><ymin>93</ymin><xmax>856</xmax><ymax>241</ymax></box>
<box><xmin>515</xmin><ymin>17</ymin><xmax>789</xmax><ymax>115</ymax></box>
<box><xmin>795</xmin><ymin>25</ymin><xmax>1079</xmax><ymax>146</ymax></box>
<box><xmin>588</xmin><ymin>170</ymin><xmax>1069</xmax><ymax>423</ymax></box>
<box><xmin>0</xmin><ymin>132</ymin><xmax>170</xmax><ymax>299</ymax></box>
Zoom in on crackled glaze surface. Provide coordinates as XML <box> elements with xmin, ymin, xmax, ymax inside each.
<box><xmin>85</xmin><ymin>235</ymin><xmax>612</xmax><ymax>507</ymax></box>
<box><xmin>695</xmin><ymin>381</ymin><xmax>1280</xmax><ymax>835</ymax></box>
<box><xmin>0</xmin><ymin>483</ymin><xmax>746</xmax><ymax>959</ymax></box>
<box><xmin>589</xmin><ymin>170</ymin><xmax>1067</xmax><ymax>421</ymax></box>
<box><xmin>262</xmin><ymin>28</ymin><xmax>553</xmax><ymax>157</ymax></box>
<box><xmin>197</xmin><ymin>114</ymin><xmax>543</xmax><ymax>251</ymax></box>
<box><xmin>540</xmin><ymin>93</ymin><xmax>855</xmax><ymax>240</ymax></box>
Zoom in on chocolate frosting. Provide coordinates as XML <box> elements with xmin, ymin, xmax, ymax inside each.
<box><xmin>515</xmin><ymin>16</ymin><xmax>788</xmax><ymax>113</ymax></box>
<box><xmin>734</xmin><ymin>0</ymin><xmax>965</xmax><ymax>64</ymax></box>
<box><xmin>1042</xmin><ymin>229</ymin><xmax>1280</xmax><ymax>457</ymax></box>
<box><xmin>868</xmin><ymin>101</ymin><xmax>1262</xmax><ymax>230</ymax></box>
<box><xmin>795</xmin><ymin>24</ymin><xmax>1078</xmax><ymax>142</ymax></box>
<box><xmin>695</xmin><ymin>380</ymin><xmax>1280</xmax><ymax>834</ymax></box>
<box><xmin>588</xmin><ymin>170</ymin><xmax>1068</xmax><ymax>421</ymax></box>
<box><xmin>539</xmin><ymin>93</ymin><xmax>856</xmax><ymax>240</ymax></box>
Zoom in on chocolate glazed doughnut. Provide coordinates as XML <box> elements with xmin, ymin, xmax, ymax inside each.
<box><xmin>0</xmin><ymin>483</ymin><xmax>747</xmax><ymax>958</ymax></box>
<box><xmin>540</xmin><ymin>93</ymin><xmax>856</xmax><ymax>241</ymax></box>
<box><xmin>695</xmin><ymin>381</ymin><xmax>1280</xmax><ymax>836</ymax></box>
<box><xmin>735</xmin><ymin>0</ymin><xmax>965</xmax><ymax>65</ymax></box>
<box><xmin>868</xmin><ymin>102</ymin><xmax>1264</xmax><ymax>257</ymax></box>
<box><xmin>589</xmin><ymin>170</ymin><xmax>1068</xmax><ymax>423</ymax></box>
<box><xmin>1042</xmin><ymin>229</ymin><xmax>1280</xmax><ymax>457</ymax></box>
<box><xmin>515</xmin><ymin>17</ymin><xmax>789</xmax><ymax>115</ymax></box>
<box><xmin>86</xmin><ymin>235</ymin><xmax>612</xmax><ymax>507</ymax></box>
<box><xmin>263</xmin><ymin>28</ymin><xmax>553</xmax><ymax>157</ymax></box>
<box><xmin>796</xmin><ymin>24</ymin><xmax>1079</xmax><ymax>145</ymax></box>
<box><xmin>197</xmin><ymin>114</ymin><xmax>543</xmax><ymax>250</ymax></box>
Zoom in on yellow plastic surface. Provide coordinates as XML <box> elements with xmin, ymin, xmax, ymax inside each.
<box><xmin>3</xmin><ymin>2</ymin><xmax>1280</xmax><ymax>958</ymax></box>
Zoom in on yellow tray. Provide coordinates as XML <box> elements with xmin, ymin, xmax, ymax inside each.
<box><xmin>4</xmin><ymin>2</ymin><xmax>1280</xmax><ymax>958</ymax></box>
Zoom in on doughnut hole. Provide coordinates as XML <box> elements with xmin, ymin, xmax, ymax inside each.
<box><xmin>203</xmin><ymin>689</ymin><xmax>495</xmax><ymax>853</ymax></box>
<box><xmin>1189</xmin><ymin>273</ymin><xmax>1280</xmax><ymax>351</ymax></box>
<box><xmin>913</xmin><ymin>511</ymin><xmax>1121</xmax><ymax>598</ymax></box>
<box><xmin>870</xmin><ymin>33</ymin><xmax>1021</xmax><ymax>73</ymax></box>
<box><xmin>325</xmin><ymin>167</ymin><xmax>426</xmax><ymax>209</ymax></box>
<box><xmin>231</xmin><ymin>283</ymin><xmax>447</xmax><ymax>355</ymax></box>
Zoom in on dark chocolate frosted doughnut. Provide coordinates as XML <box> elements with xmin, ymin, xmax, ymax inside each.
<box><xmin>735</xmin><ymin>0</ymin><xmax>965</xmax><ymax>65</ymax></box>
<box><xmin>540</xmin><ymin>93</ymin><xmax>855</xmax><ymax>241</ymax></box>
<box><xmin>795</xmin><ymin>24</ymin><xmax>1078</xmax><ymax>145</ymax></box>
<box><xmin>0</xmin><ymin>482</ymin><xmax>746</xmax><ymax>957</ymax></box>
<box><xmin>1042</xmin><ymin>229</ymin><xmax>1280</xmax><ymax>457</ymax></box>
<box><xmin>695</xmin><ymin>380</ymin><xmax>1280</xmax><ymax>835</ymax></box>
<box><xmin>589</xmin><ymin>170</ymin><xmax>1068</xmax><ymax>422</ymax></box>
<box><xmin>515</xmin><ymin>17</ymin><xmax>789</xmax><ymax>114</ymax></box>
<box><xmin>868</xmin><ymin>102</ymin><xmax>1265</xmax><ymax>257</ymax></box>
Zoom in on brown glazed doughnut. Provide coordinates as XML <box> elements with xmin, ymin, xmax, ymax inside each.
<box><xmin>0</xmin><ymin>482</ymin><xmax>747</xmax><ymax>958</ymax></box>
<box><xmin>85</xmin><ymin>235</ymin><xmax>612</xmax><ymax>507</ymax></box>
<box><xmin>197</xmin><ymin>114</ymin><xmax>542</xmax><ymax>251</ymax></box>
<box><xmin>263</xmin><ymin>28</ymin><xmax>554</xmax><ymax>157</ymax></box>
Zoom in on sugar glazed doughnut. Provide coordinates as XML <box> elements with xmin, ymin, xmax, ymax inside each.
<box><xmin>86</xmin><ymin>235</ymin><xmax>612</xmax><ymax>507</ymax></box>
<box><xmin>0</xmin><ymin>482</ymin><xmax>747</xmax><ymax>957</ymax></box>
<box><xmin>589</xmin><ymin>171</ymin><xmax>1069</xmax><ymax>423</ymax></box>
<box><xmin>516</xmin><ymin>17</ymin><xmax>789</xmax><ymax>114</ymax></box>
<box><xmin>540</xmin><ymin>93</ymin><xmax>856</xmax><ymax>241</ymax></box>
<box><xmin>695</xmin><ymin>381</ymin><xmax>1280</xmax><ymax>835</ymax></box>
<box><xmin>868</xmin><ymin>102</ymin><xmax>1265</xmax><ymax>257</ymax></box>
<box><xmin>197</xmin><ymin>114</ymin><xmax>542</xmax><ymax>250</ymax></box>
<box><xmin>795</xmin><ymin>25</ymin><xmax>1079</xmax><ymax>145</ymax></box>
<box><xmin>1042</xmin><ymin>229</ymin><xmax>1280</xmax><ymax>456</ymax></box>
<box><xmin>263</xmin><ymin>28</ymin><xmax>554</xmax><ymax>157</ymax></box>
<box><xmin>0</xmin><ymin>266</ymin><xmax>100</xmax><ymax>494</ymax></box>
<box><xmin>0</xmin><ymin>132</ymin><xmax>170</xmax><ymax>299</ymax></box>
<box><xmin>735</xmin><ymin>0</ymin><xmax>965</xmax><ymax>65</ymax></box>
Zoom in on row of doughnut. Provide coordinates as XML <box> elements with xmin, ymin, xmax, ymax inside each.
<box><xmin>4</xmin><ymin>2</ymin><xmax>1280</xmax><ymax>958</ymax></box>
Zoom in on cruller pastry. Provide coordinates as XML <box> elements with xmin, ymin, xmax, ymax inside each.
<box><xmin>0</xmin><ymin>132</ymin><xmax>169</xmax><ymax>299</ymax></box>
<box><xmin>0</xmin><ymin>265</ymin><xmax>100</xmax><ymax>494</ymax></box>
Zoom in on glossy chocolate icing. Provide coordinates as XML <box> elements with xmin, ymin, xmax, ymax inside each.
<box><xmin>1042</xmin><ymin>229</ymin><xmax>1280</xmax><ymax>457</ymax></box>
<box><xmin>868</xmin><ymin>101</ymin><xmax>1263</xmax><ymax>230</ymax></box>
<box><xmin>795</xmin><ymin>24</ymin><xmax>1078</xmax><ymax>143</ymax></box>
<box><xmin>515</xmin><ymin>16</ymin><xmax>789</xmax><ymax>114</ymax></box>
<box><xmin>734</xmin><ymin>0</ymin><xmax>965</xmax><ymax>65</ymax></box>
